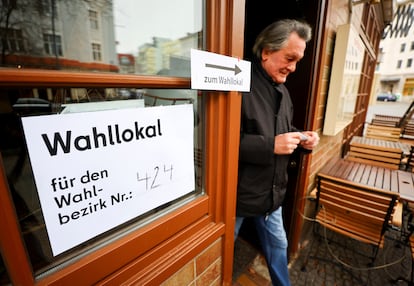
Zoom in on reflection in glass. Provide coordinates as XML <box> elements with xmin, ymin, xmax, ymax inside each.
<box><xmin>0</xmin><ymin>0</ymin><xmax>203</xmax><ymax>76</ymax></box>
<box><xmin>322</xmin><ymin>24</ymin><xmax>364</xmax><ymax>136</ymax></box>
<box><xmin>0</xmin><ymin>87</ymin><xmax>204</xmax><ymax>276</ymax></box>
<box><xmin>114</xmin><ymin>0</ymin><xmax>203</xmax><ymax>76</ymax></box>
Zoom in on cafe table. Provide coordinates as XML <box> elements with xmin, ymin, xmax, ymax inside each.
<box><xmin>347</xmin><ymin>136</ymin><xmax>411</xmax><ymax>170</ymax></box>
<box><xmin>317</xmin><ymin>157</ymin><xmax>414</xmax><ymax>203</ymax></box>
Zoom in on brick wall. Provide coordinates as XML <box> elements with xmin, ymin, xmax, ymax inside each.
<box><xmin>307</xmin><ymin>0</ymin><xmax>350</xmax><ymax>193</ymax></box>
<box><xmin>161</xmin><ymin>238</ymin><xmax>223</xmax><ymax>286</ymax></box>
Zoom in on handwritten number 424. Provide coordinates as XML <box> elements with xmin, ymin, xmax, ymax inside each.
<box><xmin>136</xmin><ymin>164</ymin><xmax>173</xmax><ymax>190</ymax></box>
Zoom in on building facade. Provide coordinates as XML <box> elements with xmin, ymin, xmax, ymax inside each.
<box><xmin>0</xmin><ymin>0</ymin><xmax>395</xmax><ymax>285</ymax></box>
<box><xmin>375</xmin><ymin>2</ymin><xmax>414</xmax><ymax>99</ymax></box>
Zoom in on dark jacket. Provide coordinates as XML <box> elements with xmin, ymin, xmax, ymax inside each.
<box><xmin>237</xmin><ymin>59</ymin><xmax>300</xmax><ymax>217</ymax></box>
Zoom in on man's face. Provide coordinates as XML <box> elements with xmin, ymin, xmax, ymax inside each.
<box><xmin>261</xmin><ymin>32</ymin><xmax>306</xmax><ymax>84</ymax></box>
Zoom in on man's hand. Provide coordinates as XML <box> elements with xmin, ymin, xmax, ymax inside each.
<box><xmin>299</xmin><ymin>131</ymin><xmax>320</xmax><ymax>150</ymax></box>
<box><xmin>274</xmin><ymin>132</ymin><xmax>303</xmax><ymax>154</ymax></box>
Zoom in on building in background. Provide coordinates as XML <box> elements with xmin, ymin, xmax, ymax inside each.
<box><xmin>117</xmin><ymin>53</ymin><xmax>135</xmax><ymax>73</ymax></box>
<box><xmin>135</xmin><ymin>32</ymin><xmax>200</xmax><ymax>76</ymax></box>
<box><xmin>375</xmin><ymin>1</ymin><xmax>414</xmax><ymax>99</ymax></box>
<box><xmin>0</xmin><ymin>0</ymin><xmax>118</xmax><ymax>72</ymax></box>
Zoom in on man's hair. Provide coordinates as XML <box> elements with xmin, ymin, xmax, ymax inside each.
<box><xmin>252</xmin><ymin>19</ymin><xmax>312</xmax><ymax>60</ymax></box>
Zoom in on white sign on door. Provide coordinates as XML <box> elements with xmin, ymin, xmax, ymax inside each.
<box><xmin>22</xmin><ymin>104</ymin><xmax>195</xmax><ymax>256</ymax></box>
<box><xmin>191</xmin><ymin>49</ymin><xmax>251</xmax><ymax>92</ymax></box>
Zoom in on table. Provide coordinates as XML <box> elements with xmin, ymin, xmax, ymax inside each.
<box><xmin>315</xmin><ymin>157</ymin><xmax>406</xmax><ymax>253</ymax></box>
<box><xmin>351</xmin><ymin>136</ymin><xmax>411</xmax><ymax>155</ymax></box>
<box><xmin>347</xmin><ymin>136</ymin><xmax>411</xmax><ymax>170</ymax></box>
<box><xmin>318</xmin><ymin>157</ymin><xmax>414</xmax><ymax>203</ymax></box>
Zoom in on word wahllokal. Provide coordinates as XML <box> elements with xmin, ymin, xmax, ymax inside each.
<box><xmin>41</xmin><ymin>119</ymin><xmax>163</xmax><ymax>156</ymax></box>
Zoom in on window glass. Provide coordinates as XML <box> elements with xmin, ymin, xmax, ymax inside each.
<box><xmin>89</xmin><ymin>10</ymin><xmax>99</xmax><ymax>30</ymax></box>
<box><xmin>0</xmin><ymin>0</ymin><xmax>203</xmax><ymax>76</ymax></box>
<box><xmin>43</xmin><ymin>34</ymin><xmax>63</xmax><ymax>56</ymax></box>
<box><xmin>92</xmin><ymin>43</ymin><xmax>102</xmax><ymax>61</ymax></box>
<box><xmin>0</xmin><ymin>0</ymin><xmax>204</xmax><ymax>278</ymax></box>
<box><xmin>0</xmin><ymin>86</ymin><xmax>204</xmax><ymax>276</ymax></box>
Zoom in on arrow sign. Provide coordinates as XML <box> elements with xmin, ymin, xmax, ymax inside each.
<box><xmin>191</xmin><ymin>49</ymin><xmax>251</xmax><ymax>92</ymax></box>
<box><xmin>205</xmin><ymin>63</ymin><xmax>242</xmax><ymax>75</ymax></box>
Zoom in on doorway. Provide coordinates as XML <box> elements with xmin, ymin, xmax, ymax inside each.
<box><xmin>240</xmin><ymin>0</ymin><xmax>324</xmax><ymax>254</ymax></box>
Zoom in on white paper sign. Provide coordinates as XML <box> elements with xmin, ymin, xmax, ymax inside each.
<box><xmin>22</xmin><ymin>104</ymin><xmax>195</xmax><ymax>256</ymax></box>
<box><xmin>191</xmin><ymin>49</ymin><xmax>251</xmax><ymax>91</ymax></box>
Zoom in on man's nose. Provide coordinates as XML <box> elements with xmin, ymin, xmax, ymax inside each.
<box><xmin>287</xmin><ymin>62</ymin><xmax>296</xmax><ymax>72</ymax></box>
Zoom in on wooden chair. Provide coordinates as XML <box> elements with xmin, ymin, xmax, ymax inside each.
<box><xmin>346</xmin><ymin>137</ymin><xmax>403</xmax><ymax>170</ymax></box>
<box><xmin>371</xmin><ymin>114</ymin><xmax>401</xmax><ymax>127</ymax></box>
<box><xmin>371</xmin><ymin>100</ymin><xmax>414</xmax><ymax>139</ymax></box>
<box><xmin>406</xmin><ymin>146</ymin><xmax>414</xmax><ymax>171</ymax></box>
<box><xmin>403</xmin><ymin>119</ymin><xmax>414</xmax><ymax>137</ymax></box>
<box><xmin>314</xmin><ymin>176</ymin><xmax>400</xmax><ymax>261</ymax></box>
<box><xmin>365</xmin><ymin>124</ymin><xmax>401</xmax><ymax>142</ymax></box>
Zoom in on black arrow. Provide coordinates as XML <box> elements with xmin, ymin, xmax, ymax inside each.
<box><xmin>205</xmin><ymin>63</ymin><xmax>242</xmax><ymax>75</ymax></box>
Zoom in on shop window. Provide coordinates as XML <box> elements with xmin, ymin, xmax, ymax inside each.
<box><xmin>0</xmin><ymin>0</ymin><xmax>205</xmax><ymax>282</ymax></box>
<box><xmin>0</xmin><ymin>0</ymin><xmax>202</xmax><ymax>76</ymax></box>
<box><xmin>0</xmin><ymin>86</ymin><xmax>204</xmax><ymax>278</ymax></box>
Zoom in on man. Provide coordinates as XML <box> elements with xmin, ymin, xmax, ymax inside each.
<box><xmin>235</xmin><ymin>19</ymin><xmax>320</xmax><ymax>286</ymax></box>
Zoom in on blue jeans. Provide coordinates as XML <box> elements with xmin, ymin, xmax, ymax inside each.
<box><xmin>234</xmin><ymin>207</ymin><xmax>290</xmax><ymax>286</ymax></box>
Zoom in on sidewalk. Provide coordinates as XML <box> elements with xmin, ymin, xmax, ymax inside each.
<box><xmin>233</xmin><ymin>220</ymin><xmax>413</xmax><ymax>285</ymax></box>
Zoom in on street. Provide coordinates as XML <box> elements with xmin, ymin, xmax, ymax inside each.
<box><xmin>367</xmin><ymin>97</ymin><xmax>414</xmax><ymax>123</ymax></box>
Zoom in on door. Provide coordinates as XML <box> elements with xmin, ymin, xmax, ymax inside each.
<box><xmin>242</xmin><ymin>0</ymin><xmax>325</xmax><ymax>255</ymax></box>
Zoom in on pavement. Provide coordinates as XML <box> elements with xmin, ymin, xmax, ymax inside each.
<box><xmin>232</xmin><ymin>99</ymin><xmax>414</xmax><ymax>286</ymax></box>
<box><xmin>233</xmin><ymin>217</ymin><xmax>413</xmax><ymax>286</ymax></box>
<box><xmin>366</xmin><ymin>99</ymin><xmax>413</xmax><ymax>123</ymax></box>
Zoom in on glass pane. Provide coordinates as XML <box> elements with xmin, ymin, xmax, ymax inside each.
<box><xmin>0</xmin><ymin>0</ymin><xmax>203</xmax><ymax>76</ymax></box>
<box><xmin>0</xmin><ymin>87</ymin><xmax>204</xmax><ymax>276</ymax></box>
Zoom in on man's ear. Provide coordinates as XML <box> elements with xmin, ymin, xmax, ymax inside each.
<box><xmin>261</xmin><ymin>48</ymin><xmax>271</xmax><ymax>61</ymax></box>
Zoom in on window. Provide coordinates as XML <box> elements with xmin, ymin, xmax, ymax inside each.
<box><xmin>411</xmin><ymin>41</ymin><xmax>414</xmax><ymax>51</ymax></box>
<box><xmin>0</xmin><ymin>0</ymin><xmax>207</xmax><ymax>283</ymax></box>
<box><xmin>89</xmin><ymin>10</ymin><xmax>99</xmax><ymax>30</ymax></box>
<box><xmin>92</xmin><ymin>43</ymin><xmax>102</xmax><ymax>61</ymax></box>
<box><xmin>38</xmin><ymin>0</ymin><xmax>58</xmax><ymax>18</ymax></box>
<box><xmin>408</xmin><ymin>58</ymin><xmax>412</xmax><ymax>68</ymax></box>
<box><xmin>397</xmin><ymin>60</ymin><xmax>402</xmax><ymax>68</ymax></box>
<box><xmin>43</xmin><ymin>34</ymin><xmax>63</xmax><ymax>56</ymax></box>
<box><xmin>0</xmin><ymin>28</ymin><xmax>25</xmax><ymax>53</ymax></box>
<box><xmin>400</xmin><ymin>43</ymin><xmax>406</xmax><ymax>52</ymax></box>
<box><xmin>0</xmin><ymin>85</ymin><xmax>204</xmax><ymax>277</ymax></box>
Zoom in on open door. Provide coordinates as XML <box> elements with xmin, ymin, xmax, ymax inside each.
<box><xmin>242</xmin><ymin>0</ymin><xmax>326</xmax><ymax>255</ymax></box>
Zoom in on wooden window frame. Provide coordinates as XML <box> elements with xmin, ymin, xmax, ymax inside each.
<box><xmin>0</xmin><ymin>1</ymin><xmax>245</xmax><ymax>285</ymax></box>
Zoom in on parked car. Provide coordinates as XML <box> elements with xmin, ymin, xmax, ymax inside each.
<box><xmin>376</xmin><ymin>93</ymin><xmax>397</xmax><ymax>102</ymax></box>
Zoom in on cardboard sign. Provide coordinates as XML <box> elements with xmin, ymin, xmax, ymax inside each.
<box><xmin>191</xmin><ymin>49</ymin><xmax>251</xmax><ymax>91</ymax></box>
<box><xmin>22</xmin><ymin>104</ymin><xmax>195</xmax><ymax>256</ymax></box>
